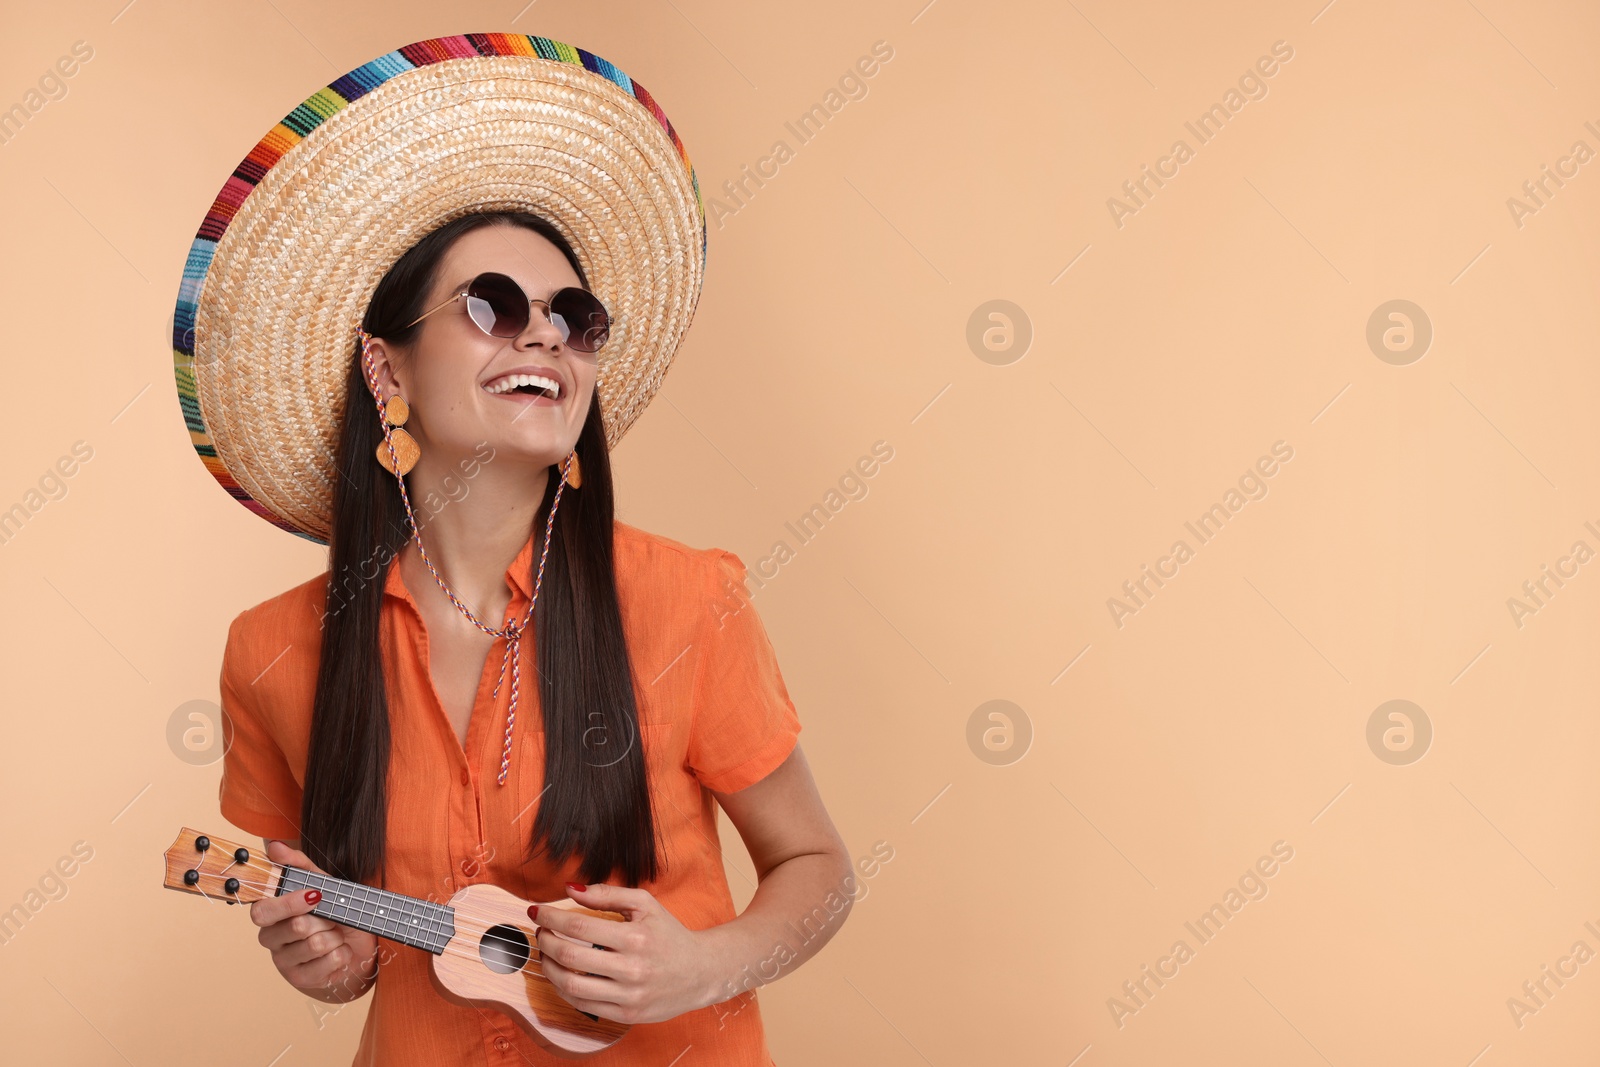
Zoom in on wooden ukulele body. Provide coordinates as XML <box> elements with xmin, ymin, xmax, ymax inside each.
<box><xmin>429</xmin><ymin>882</ymin><xmax>630</xmax><ymax>1058</ymax></box>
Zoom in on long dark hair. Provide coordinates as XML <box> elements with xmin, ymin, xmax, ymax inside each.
<box><xmin>301</xmin><ymin>211</ymin><xmax>660</xmax><ymax>889</ymax></box>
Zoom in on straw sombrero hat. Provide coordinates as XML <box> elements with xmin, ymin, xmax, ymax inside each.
<box><xmin>172</xmin><ymin>33</ymin><xmax>706</xmax><ymax>544</ymax></box>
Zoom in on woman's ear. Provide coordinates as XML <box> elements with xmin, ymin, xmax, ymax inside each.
<box><xmin>363</xmin><ymin>336</ymin><xmax>408</xmax><ymax>402</ymax></box>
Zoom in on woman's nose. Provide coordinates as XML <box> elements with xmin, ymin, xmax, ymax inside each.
<box><xmin>516</xmin><ymin>302</ymin><xmax>566</xmax><ymax>348</ymax></box>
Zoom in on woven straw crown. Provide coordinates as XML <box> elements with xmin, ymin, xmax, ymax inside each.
<box><xmin>172</xmin><ymin>33</ymin><xmax>707</xmax><ymax>544</ymax></box>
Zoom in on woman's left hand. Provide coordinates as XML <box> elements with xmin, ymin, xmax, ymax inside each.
<box><xmin>531</xmin><ymin>883</ymin><xmax>718</xmax><ymax>1024</ymax></box>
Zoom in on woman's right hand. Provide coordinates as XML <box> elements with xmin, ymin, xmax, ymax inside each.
<box><xmin>250</xmin><ymin>839</ymin><xmax>382</xmax><ymax>1002</ymax></box>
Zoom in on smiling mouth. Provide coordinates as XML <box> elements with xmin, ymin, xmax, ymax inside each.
<box><xmin>484</xmin><ymin>373</ymin><xmax>561</xmax><ymax>401</ymax></box>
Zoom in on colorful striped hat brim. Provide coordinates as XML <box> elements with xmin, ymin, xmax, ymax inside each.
<box><xmin>172</xmin><ymin>33</ymin><xmax>706</xmax><ymax>543</ymax></box>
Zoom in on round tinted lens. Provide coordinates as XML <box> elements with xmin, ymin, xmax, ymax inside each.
<box><xmin>463</xmin><ymin>273</ymin><xmax>530</xmax><ymax>338</ymax></box>
<box><xmin>549</xmin><ymin>288</ymin><xmax>611</xmax><ymax>352</ymax></box>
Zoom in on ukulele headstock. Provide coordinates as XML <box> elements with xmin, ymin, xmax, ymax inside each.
<box><xmin>162</xmin><ymin>827</ymin><xmax>276</xmax><ymax>906</ymax></box>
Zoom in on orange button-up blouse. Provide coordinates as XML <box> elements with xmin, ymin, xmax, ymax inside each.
<box><xmin>217</xmin><ymin>520</ymin><xmax>803</xmax><ymax>1065</ymax></box>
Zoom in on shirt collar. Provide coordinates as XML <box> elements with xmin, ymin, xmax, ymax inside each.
<box><xmin>505</xmin><ymin>531</ymin><xmax>537</xmax><ymax>599</ymax></box>
<box><xmin>382</xmin><ymin>531</ymin><xmax>539</xmax><ymax>606</ymax></box>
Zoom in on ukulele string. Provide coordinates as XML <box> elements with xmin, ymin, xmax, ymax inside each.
<box><xmin>211</xmin><ymin>868</ymin><xmax>566</xmax><ymax>977</ymax></box>
<box><xmin>202</xmin><ymin>855</ymin><xmax>584</xmax><ymax>931</ymax></box>
<box><xmin>197</xmin><ymin>863</ymin><xmax>615</xmax><ymax>977</ymax></box>
<box><xmin>206</xmin><ymin>863</ymin><xmax>603</xmax><ymax>944</ymax></box>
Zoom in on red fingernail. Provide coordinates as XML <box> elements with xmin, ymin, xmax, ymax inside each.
<box><xmin>305</xmin><ymin>890</ymin><xmax>321</xmax><ymax>905</ymax></box>
<box><xmin>528</xmin><ymin>904</ymin><xmax>539</xmax><ymax>921</ymax></box>
<box><xmin>567</xmin><ymin>882</ymin><xmax>587</xmax><ymax>892</ymax></box>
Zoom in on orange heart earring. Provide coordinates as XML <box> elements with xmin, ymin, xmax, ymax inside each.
<box><xmin>375</xmin><ymin>393</ymin><xmax>420</xmax><ymax>476</ymax></box>
<box><xmin>562</xmin><ymin>448</ymin><xmax>582</xmax><ymax>488</ymax></box>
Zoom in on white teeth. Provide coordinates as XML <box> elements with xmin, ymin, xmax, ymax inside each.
<box><xmin>484</xmin><ymin>373</ymin><xmax>561</xmax><ymax>398</ymax></box>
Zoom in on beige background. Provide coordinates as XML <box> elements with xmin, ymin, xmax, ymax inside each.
<box><xmin>2</xmin><ymin>0</ymin><xmax>1598</xmax><ymax>1062</ymax></box>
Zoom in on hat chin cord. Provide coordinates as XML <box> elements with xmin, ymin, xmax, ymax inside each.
<box><xmin>355</xmin><ymin>324</ymin><xmax>578</xmax><ymax>786</ymax></box>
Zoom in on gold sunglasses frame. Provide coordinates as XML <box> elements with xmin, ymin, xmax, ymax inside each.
<box><xmin>404</xmin><ymin>273</ymin><xmax>613</xmax><ymax>351</ymax></box>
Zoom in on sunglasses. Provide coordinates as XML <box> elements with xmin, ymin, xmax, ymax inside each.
<box><xmin>405</xmin><ymin>272</ymin><xmax>612</xmax><ymax>353</ymax></box>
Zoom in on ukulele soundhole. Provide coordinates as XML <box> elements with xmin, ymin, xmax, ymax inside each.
<box><xmin>479</xmin><ymin>923</ymin><xmax>532</xmax><ymax>974</ymax></box>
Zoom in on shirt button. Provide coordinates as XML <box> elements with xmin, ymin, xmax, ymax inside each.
<box><xmin>460</xmin><ymin>768</ymin><xmax>470</xmax><ymax>786</ymax></box>
<box><xmin>494</xmin><ymin>1037</ymin><xmax>510</xmax><ymax>1051</ymax></box>
<box><xmin>461</xmin><ymin>858</ymin><xmax>479</xmax><ymax>877</ymax></box>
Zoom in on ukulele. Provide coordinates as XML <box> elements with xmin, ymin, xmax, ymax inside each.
<box><xmin>162</xmin><ymin>826</ymin><xmax>630</xmax><ymax>1058</ymax></box>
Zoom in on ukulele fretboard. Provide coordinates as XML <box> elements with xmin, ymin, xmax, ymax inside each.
<box><xmin>277</xmin><ymin>867</ymin><xmax>455</xmax><ymax>954</ymax></box>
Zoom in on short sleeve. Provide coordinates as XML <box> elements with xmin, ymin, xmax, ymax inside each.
<box><xmin>684</xmin><ymin>550</ymin><xmax>803</xmax><ymax>794</ymax></box>
<box><xmin>218</xmin><ymin>610</ymin><xmax>303</xmax><ymax>841</ymax></box>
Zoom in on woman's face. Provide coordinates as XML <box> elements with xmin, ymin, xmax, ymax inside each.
<box><xmin>371</xmin><ymin>224</ymin><xmax>599</xmax><ymax>473</ymax></box>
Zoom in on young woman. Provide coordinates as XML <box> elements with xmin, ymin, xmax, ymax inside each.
<box><xmin>176</xmin><ymin>35</ymin><xmax>852</xmax><ymax>1066</ymax></box>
